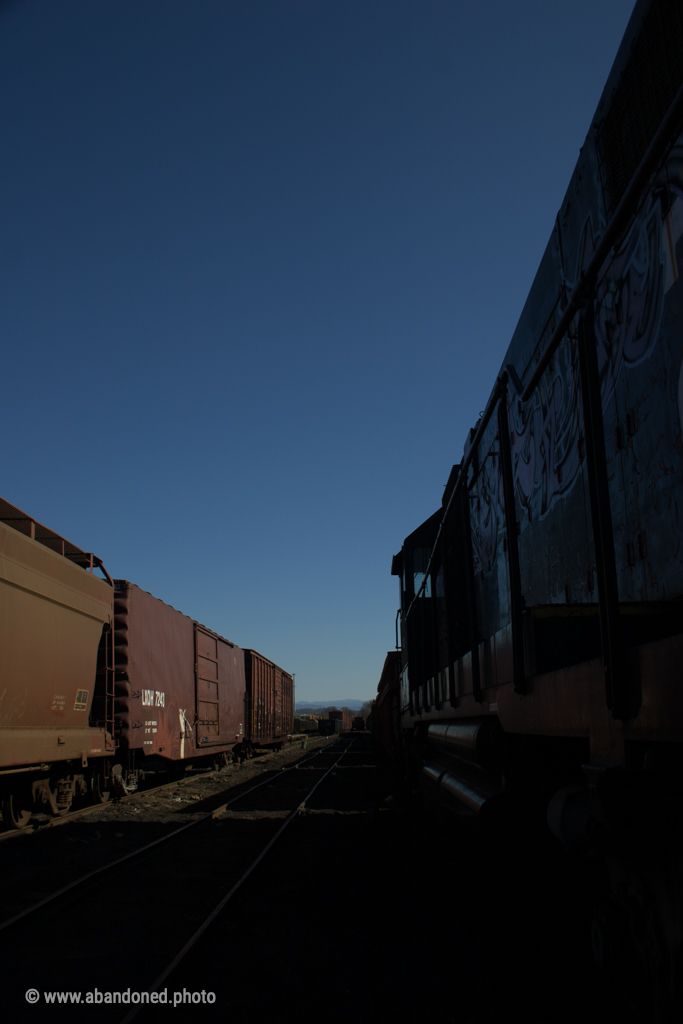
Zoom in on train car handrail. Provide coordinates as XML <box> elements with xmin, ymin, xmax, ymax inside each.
<box><xmin>520</xmin><ymin>79</ymin><xmax>683</xmax><ymax>403</ymax></box>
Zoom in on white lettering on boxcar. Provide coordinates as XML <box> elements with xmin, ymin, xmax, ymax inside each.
<box><xmin>142</xmin><ymin>690</ymin><xmax>165</xmax><ymax>707</ymax></box>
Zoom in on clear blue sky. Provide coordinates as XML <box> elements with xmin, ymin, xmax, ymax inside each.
<box><xmin>1</xmin><ymin>0</ymin><xmax>635</xmax><ymax>701</ymax></box>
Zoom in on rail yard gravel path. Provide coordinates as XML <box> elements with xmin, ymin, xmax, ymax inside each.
<box><xmin>2</xmin><ymin>734</ymin><xmax>644</xmax><ymax>1024</ymax></box>
<box><xmin>0</xmin><ymin>737</ymin><xmax>331</xmax><ymax>925</ymax></box>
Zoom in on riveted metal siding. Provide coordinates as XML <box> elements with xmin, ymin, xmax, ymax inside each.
<box><xmin>113</xmin><ymin>581</ymin><xmax>244</xmax><ymax>760</ymax></box>
<box><xmin>244</xmin><ymin>649</ymin><xmax>293</xmax><ymax>746</ymax></box>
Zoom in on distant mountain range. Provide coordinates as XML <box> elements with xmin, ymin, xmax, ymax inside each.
<box><xmin>295</xmin><ymin>699</ymin><xmax>369</xmax><ymax>710</ymax></box>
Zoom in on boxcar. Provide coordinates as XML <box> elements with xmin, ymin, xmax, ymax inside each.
<box><xmin>293</xmin><ymin>718</ymin><xmax>319</xmax><ymax>734</ymax></box>
<box><xmin>328</xmin><ymin>710</ymin><xmax>352</xmax><ymax>731</ymax></box>
<box><xmin>243</xmin><ymin>649</ymin><xmax>294</xmax><ymax>750</ymax></box>
<box><xmin>112</xmin><ymin>581</ymin><xmax>245</xmax><ymax>787</ymax></box>
<box><xmin>372</xmin><ymin>652</ymin><xmax>400</xmax><ymax>760</ymax></box>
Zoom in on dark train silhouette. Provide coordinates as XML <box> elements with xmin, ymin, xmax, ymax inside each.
<box><xmin>376</xmin><ymin>0</ymin><xmax>683</xmax><ymax>1013</ymax></box>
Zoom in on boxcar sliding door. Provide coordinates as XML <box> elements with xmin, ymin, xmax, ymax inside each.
<box><xmin>195</xmin><ymin>625</ymin><xmax>220</xmax><ymax>747</ymax></box>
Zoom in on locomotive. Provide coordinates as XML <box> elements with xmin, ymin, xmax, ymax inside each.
<box><xmin>385</xmin><ymin>0</ymin><xmax>683</xmax><ymax>1012</ymax></box>
<box><xmin>0</xmin><ymin>495</ymin><xmax>293</xmax><ymax>828</ymax></box>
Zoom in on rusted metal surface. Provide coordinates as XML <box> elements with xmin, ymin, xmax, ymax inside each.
<box><xmin>293</xmin><ymin>718</ymin><xmax>319</xmax><ymax>733</ymax></box>
<box><xmin>371</xmin><ymin>651</ymin><xmax>400</xmax><ymax>759</ymax></box>
<box><xmin>113</xmin><ymin>582</ymin><xmax>245</xmax><ymax>761</ymax></box>
<box><xmin>0</xmin><ymin>503</ymin><xmax>114</xmax><ymax>770</ymax></box>
<box><xmin>243</xmin><ymin>650</ymin><xmax>293</xmax><ymax>746</ymax></box>
<box><xmin>194</xmin><ymin>623</ymin><xmax>244</xmax><ymax>750</ymax></box>
<box><xmin>328</xmin><ymin>709</ymin><xmax>352</xmax><ymax>730</ymax></box>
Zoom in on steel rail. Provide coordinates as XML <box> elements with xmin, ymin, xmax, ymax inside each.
<box><xmin>120</xmin><ymin>740</ymin><xmax>354</xmax><ymax>1024</ymax></box>
<box><xmin>0</xmin><ymin>763</ymin><xmax>230</xmax><ymax>846</ymax></box>
<box><xmin>0</xmin><ymin>741</ymin><xmax>330</xmax><ymax>845</ymax></box>
<box><xmin>0</xmin><ymin>739</ymin><xmax>337</xmax><ymax>933</ymax></box>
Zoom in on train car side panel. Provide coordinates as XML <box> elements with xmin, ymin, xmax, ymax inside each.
<box><xmin>0</xmin><ymin>518</ymin><xmax>113</xmax><ymax>767</ymax></box>
<box><xmin>114</xmin><ymin>581</ymin><xmax>196</xmax><ymax>760</ymax></box>
<box><xmin>114</xmin><ymin>581</ymin><xmax>244</xmax><ymax>762</ymax></box>
<box><xmin>216</xmin><ymin>633</ymin><xmax>246</xmax><ymax>747</ymax></box>
<box><xmin>244</xmin><ymin>649</ymin><xmax>293</xmax><ymax>747</ymax></box>
<box><xmin>329</xmin><ymin>710</ymin><xmax>352</xmax><ymax>730</ymax></box>
<box><xmin>195</xmin><ymin>624</ymin><xmax>245</xmax><ymax>750</ymax></box>
<box><xmin>373</xmin><ymin>652</ymin><xmax>400</xmax><ymax>759</ymax></box>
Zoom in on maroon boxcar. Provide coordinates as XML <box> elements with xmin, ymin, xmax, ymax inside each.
<box><xmin>243</xmin><ymin>649</ymin><xmax>293</xmax><ymax>749</ymax></box>
<box><xmin>373</xmin><ymin>651</ymin><xmax>401</xmax><ymax>760</ymax></box>
<box><xmin>113</xmin><ymin>581</ymin><xmax>245</xmax><ymax>774</ymax></box>
<box><xmin>329</xmin><ymin>709</ymin><xmax>352</xmax><ymax>731</ymax></box>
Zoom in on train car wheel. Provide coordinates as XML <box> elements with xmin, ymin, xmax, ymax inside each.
<box><xmin>2</xmin><ymin>793</ymin><xmax>32</xmax><ymax>830</ymax></box>
<box><xmin>90</xmin><ymin>771</ymin><xmax>111</xmax><ymax>805</ymax></box>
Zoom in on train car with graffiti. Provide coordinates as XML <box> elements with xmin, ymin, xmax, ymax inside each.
<box><xmin>391</xmin><ymin>0</ymin><xmax>683</xmax><ymax>1013</ymax></box>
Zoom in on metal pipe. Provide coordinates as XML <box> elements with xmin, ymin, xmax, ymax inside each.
<box><xmin>427</xmin><ymin>720</ymin><xmax>502</xmax><ymax>771</ymax></box>
<box><xmin>428</xmin><ymin>721</ymin><xmax>480</xmax><ymax>752</ymax></box>
<box><xmin>440</xmin><ymin>771</ymin><xmax>489</xmax><ymax>814</ymax></box>
<box><xmin>421</xmin><ymin>760</ymin><xmax>493</xmax><ymax>814</ymax></box>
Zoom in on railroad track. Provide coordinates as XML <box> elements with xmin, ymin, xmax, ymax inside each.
<box><xmin>0</xmin><ymin>738</ymin><xmax>328</xmax><ymax>845</ymax></box>
<box><xmin>122</xmin><ymin>740</ymin><xmax>352</xmax><ymax>1023</ymax></box>
<box><xmin>0</xmin><ymin>739</ymin><xmax>340</xmax><ymax>933</ymax></box>
<box><xmin>0</xmin><ymin>766</ymin><xmax>219</xmax><ymax>846</ymax></box>
<box><xmin>1</xmin><ymin>738</ymin><xmax>354</xmax><ymax>1021</ymax></box>
<box><xmin>2</xmin><ymin>734</ymin><xmax>640</xmax><ymax>1024</ymax></box>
